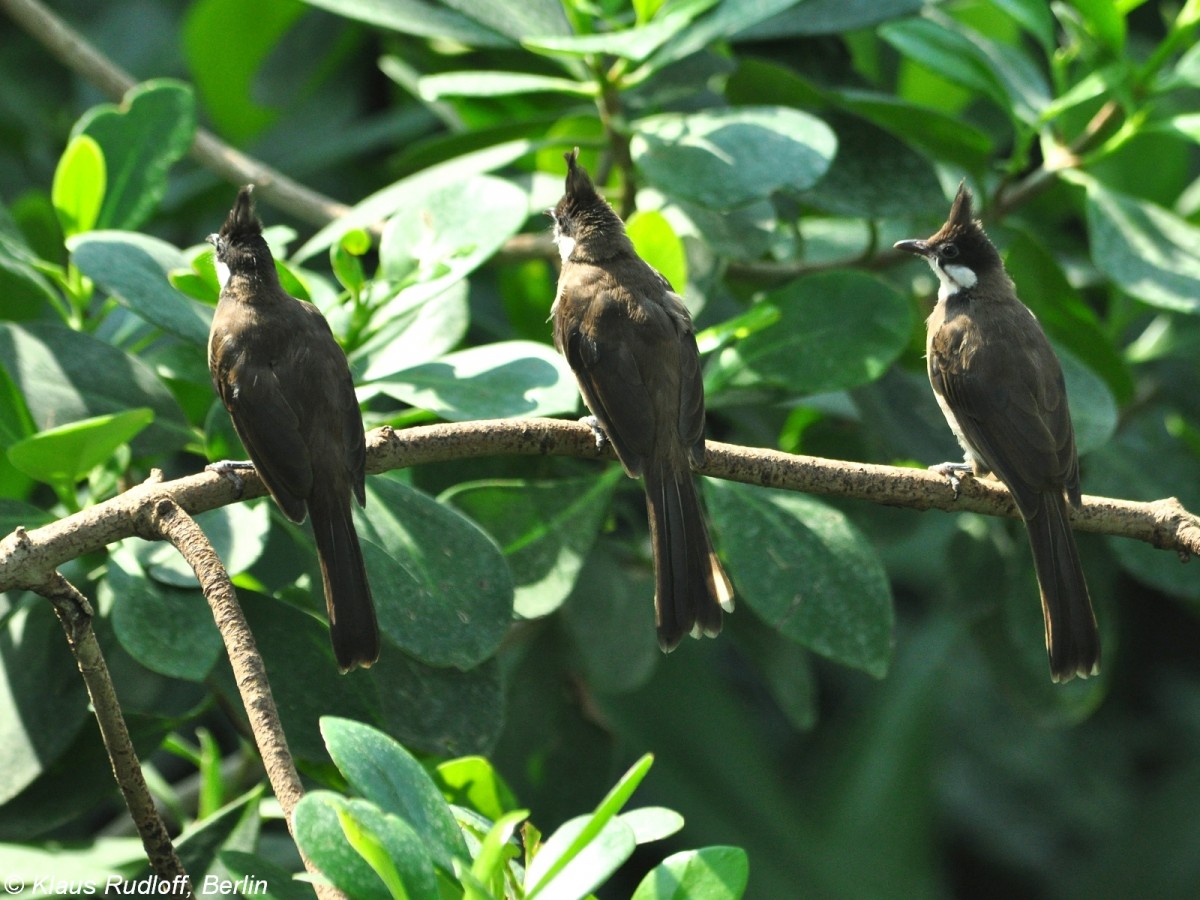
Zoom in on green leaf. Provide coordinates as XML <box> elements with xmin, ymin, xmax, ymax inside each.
<box><xmin>0</xmin><ymin>603</ymin><xmax>91</xmax><ymax>805</ymax></box>
<box><xmin>1070</xmin><ymin>0</ymin><xmax>1127</xmax><ymax>53</ymax></box>
<box><xmin>0</xmin><ymin>500</ymin><xmax>53</xmax><ymax>534</ymax></box>
<box><xmin>0</xmin><ymin>323</ymin><xmax>190</xmax><ymax>456</ymax></box>
<box><xmin>435</xmin><ymin>757</ymin><xmax>519</xmax><ymax>821</ymax></box>
<box><xmin>355</xmin><ymin>281</ymin><xmax>470</xmax><ymax>382</ymax></box>
<box><xmin>632</xmin><ymin>107</ymin><xmax>837</xmax><ymax>210</ymax></box>
<box><xmin>105</xmin><ymin>550</ymin><xmax>223</xmax><ymax>682</ymax></box>
<box><xmin>183</xmin><ymin>0</ymin><xmax>301</xmax><ymax>142</ymax></box>
<box><xmin>359</xmin><ymin>476</ymin><xmax>513</xmax><ymax>669</ymax></box>
<box><xmin>884</xmin><ymin>16</ymin><xmax>1003</xmax><ymax>101</ymax></box>
<box><xmin>419</xmin><ymin>71</ymin><xmax>594</xmax><ymax>100</ymax></box>
<box><xmin>1003</xmin><ymin>231</ymin><xmax>1133</xmax><ymax>404</ymax></box>
<box><xmin>833</xmin><ymin>90</ymin><xmax>994</xmax><ymax>173</ymax></box>
<box><xmin>295</xmin><ymin>140</ymin><xmax>538</xmax><ymax>262</ymax></box>
<box><xmin>334</xmin><ymin>798</ymin><xmax>440</xmax><ymax>900</ymax></box>
<box><xmin>696</xmin><ymin>303</ymin><xmax>781</xmax><ymax>355</ymax></box>
<box><xmin>7</xmin><ymin>407</ymin><xmax>153</xmax><ymax>484</ymax></box>
<box><xmin>377</xmin><ymin>175</ymin><xmax>530</xmax><ymax>310</ymax></box>
<box><xmin>621</xmin><ymin>807</ymin><xmax>685</xmax><ymax>844</ymax></box>
<box><xmin>171</xmin><ymin>788</ymin><xmax>261</xmax><ymax>881</ymax></box>
<box><xmin>526</xmin><ymin>754</ymin><xmax>653</xmax><ymax>898</ymax></box>
<box><xmin>373</xmin><ymin>340</ymin><xmax>577</xmax><ymax>422</ymax></box>
<box><xmin>0</xmin><ymin>219</ymin><xmax>65</xmax><ymax>323</ymax></box>
<box><xmin>626</xmin><ymin>210</ymin><xmax>687</xmax><ymax>293</ymax></box>
<box><xmin>1086</xmin><ymin>409</ymin><xmax>1200</xmax><ymax>600</ymax></box>
<box><xmin>376</xmin><ymin>655</ymin><xmax>505</xmax><ymax>757</ymax></box>
<box><xmin>737</xmin><ymin>0</ymin><xmax>920</xmax><ymax>37</ymax></box>
<box><xmin>631</xmin><ymin>846</ymin><xmax>750</xmax><ymax>899</ymax></box>
<box><xmin>800</xmin><ymin>113</ymin><xmax>944</xmax><ymax>217</ymax></box>
<box><xmin>705</xmin><ymin>481</ymin><xmax>894</xmax><ymax>676</ymax></box>
<box><xmin>299</xmin><ymin>0</ymin><xmax>513</xmax><ymax>46</ymax></box>
<box><xmin>528</xmin><ymin>817</ymin><xmax>637</xmax><ymax>900</ymax></box>
<box><xmin>135</xmin><ymin>501</ymin><xmax>271</xmax><ymax>587</ymax></box>
<box><xmin>880</xmin><ymin>15</ymin><xmax>1049</xmax><ymax>123</ymax></box>
<box><xmin>523</xmin><ymin>0</ymin><xmax>719</xmax><ymax>62</ymax></box>
<box><xmin>52</xmin><ymin>134</ymin><xmax>106</xmax><ymax>238</ymax></box>
<box><xmin>294</xmin><ymin>793</ymin><xmax>387</xmax><ymax>900</ymax></box>
<box><xmin>1082</xmin><ymin>178</ymin><xmax>1200</xmax><ymax>314</ymax></box>
<box><xmin>706</xmin><ymin>271</ymin><xmax>912</xmax><ymax>396</ymax></box>
<box><xmin>672</xmin><ymin>198</ymin><xmax>776</xmax><ymax>260</ymax></box>
<box><xmin>69</xmin><ymin>231</ymin><xmax>212</xmax><ymax>345</ymax></box>
<box><xmin>331</xmin><ymin>231</ymin><xmax>368</xmax><ymax>296</ymax></box>
<box><xmin>0</xmin><ymin>839</ymin><xmax>145</xmax><ymax>889</ymax></box>
<box><xmin>1056</xmin><ymin>345</ymin><xmax>1118</xmax><ymax>457</ymax></box>
<box><xmin>75</xmin><ymin>80</ymin><xmax>196</xmax><ymax>230</ymax></box>
<box><xmin>440</xmin><ymin>0</ymin><xmax>571</xmax><ymax>42</ymax></box>
<box><xmin>231</xmin><ymin>591</ymin><xmax>378</xmax><ymax>761</ymax></box>
<box><xmin>321</xmin><ymin>717</ymin><xmax>469</xmax><ymax>872</ymax></box>
<box><xmin>641</xmin><ymin>0</ymin><xmax>803</xmax><ymax>75</ymax></box>
<box><xmin>440</xmin><ymin>471</ymin><xmax>622</xmax><ymax>619</ymax></box>
<box><xmin>0</xmin><ymin>363</ymin><xmax>38</xmax><ymax>498</ymax></box>
<box><xmin>560</xmin><ymin>545</ymin><xmax>661</xmax><ymax>694</ymax></box>
<box><xmin>469</xmin><ymin>808</ymin><xmax>529</xmax><ymax>893</ymax></box>
<box><xmin>991</xmin><ymin>0</ymin><xmax>1057</xmax><ymax>51</ymax></box>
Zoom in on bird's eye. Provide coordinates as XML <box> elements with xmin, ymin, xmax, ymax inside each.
<box><xmin>941</xmin><ymin>242</ymin><xmax>959</xmax><ymax>259</ymax></box>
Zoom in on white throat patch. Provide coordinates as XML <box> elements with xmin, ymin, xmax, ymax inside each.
<box><xmin>929</xmin><ymin>260</ymin><xmax>977</xmax><ymax>301</ymax></box>
<box><xmin>215</xmin><ymin>259</ymin><xmax>231</xmax><ymax>291</ymax></box>
<box><xmin>553</xmin><ymin>233</ymin><xmax>575</xmax><ymax>263</ymax></box>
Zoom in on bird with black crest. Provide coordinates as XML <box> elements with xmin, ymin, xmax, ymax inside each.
<box><xmin>549</xmin><ymin>148</ymin><xmax>734</xmax><ymax>650</ymax></box>
<box><xmin>895</xmin><ymin>183</ymin><xmax>1100</xmax><ymax>683</ymax></box>
<box><xmin>207</xmin><ymin>185</ymin><xmax>380</xmax><ymax>672</ymax></box>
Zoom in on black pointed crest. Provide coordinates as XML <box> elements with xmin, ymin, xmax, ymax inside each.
<box><xmin>220</xmin><ymin>185</ymin><xmax>263</xmax><ymax>244</ymax></box>
<box><xmin>564</xmin><ymin>148</ymin><xmax>599</xmax><ymax>203</ymax></box>
<box><xmin>928</xmin><ymin>180</ymin><xmax>978</xmax><ymax>245</ymax></box>
<box><xmin>947</xmin><ymin>180</ymin><xmax>973</xmax><ymax>229</ymax></box>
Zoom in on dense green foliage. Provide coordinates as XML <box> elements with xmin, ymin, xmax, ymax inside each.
<box><xmin>1</xmin><ymin>0</ymin><xmax>1200</xmax><ymax>896</ymax></box>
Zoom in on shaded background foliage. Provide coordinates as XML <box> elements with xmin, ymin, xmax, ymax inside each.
<box><xmin>1</xmin><ymin>0</ymin><xmax>1200</xmax><ymax>896</ymax></box>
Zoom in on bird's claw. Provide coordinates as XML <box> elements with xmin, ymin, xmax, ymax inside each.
<box><xmin>580</xmin><ymin>415</ymin><xmax>609</xmax><ymax>452</ymax></box>
<box><xmin>929</xmin><ymin>461</ymin><xmax>973</xmax><ymax>497</ymax></box>
<box><xmin>207</xmin><ymin>459</ymin><xmax>255</xmax><ymax>495</ymax></box>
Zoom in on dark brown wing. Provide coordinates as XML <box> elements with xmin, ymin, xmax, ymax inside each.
<box><xmin>930</xmin><ymin>304</ymin><xmax>1078</xmax><ymax>517</ymax></box>
<box><xmin>667</xmin><ymin>289</ymin><xmax>706</xmax><ymax>467</ymax></box>
<box><xmin>554</xmin><ymin>253</ymin><xmax>707</xmax><ymax>477</ymax></box>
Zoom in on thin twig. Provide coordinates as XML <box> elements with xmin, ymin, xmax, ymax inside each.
<box><xmin>0</xmin><ymin>0</ymin><xmax>349</xmax><ymax>228</ymax></box>
<box><xmin>136</xmin><ymin>496</ymin><xmax>345</xmax><ymax>900</ymax></box>
<box><xmin>28</xmin><ymin>567</ymin><xmax>193</xmax><ymax>896</ymax></box>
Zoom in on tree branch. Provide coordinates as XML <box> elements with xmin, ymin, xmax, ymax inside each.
<box><xmin>1</xmin><ymin>419</ymin><xmax>1196</xmax><ymax>597</ymax></box>
<box><xmin>136</xmin><ymin>496</ymin><xmax>345</xmax><ymax>900</ymax></box>
<box><xmin>0</xmin><ymin>0</ymin><xmax>349</xmax><ymax>228</ymax></box>
<box><xmin>27</xmin><ymin>567</ymin><xmax>192</xmax><ymax>896</ymax></box>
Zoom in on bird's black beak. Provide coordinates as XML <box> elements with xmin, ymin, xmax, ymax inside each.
<box><xmin>893</xmin><ymin>238</ymin><xmax>931</xmax><ymax>257</ymax></box>
<box><xmin>205</xmin><ymin>233</ymin><xmax>217</xmax><ymax>247</ymax></box>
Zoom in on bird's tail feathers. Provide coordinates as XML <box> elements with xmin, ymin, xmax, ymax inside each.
<box><xmin>310</xmin><ymin>489</ymin><xmax>380</xmax><ymax>672</ymax></box>
<box><xmin>1027</xmin><ymin>491</ymin><xmax>1100</xmax><ymax>682</ymax></box>
<box><xmin>645</xmin><ymin>463</ymin><xmax>734</xmax><ymax>652</ymax></box>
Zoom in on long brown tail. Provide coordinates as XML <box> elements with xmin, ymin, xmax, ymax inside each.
<box><xmin>644</xmin><ymin>462</ymin><xmax>734</xmax><ymax>651</ymax></box>
<box><xmin>1025</xmin><ymin>491</ymin><xmax>1100</xmax><ymax>682</ymax></box>
<box><xmin>310</xmin><ymin>488</ymin><xmax>380</xmax><ymax>672</ymax></box>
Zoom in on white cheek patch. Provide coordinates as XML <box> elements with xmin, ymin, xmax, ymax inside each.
<box><xmin>944</xmin><ymin>263</ymin><xmax>977</xmax><ymax>289</ymax></box>
<box><xmin>554</xmin><ymin>234</ymin><xmax>575</xmax><ymax>263</ymax></box>
<box><xmin>215</xmin><ymin>259</ymin><xmax>231</xmax><ymax>290</ymax></box>
<box><xmin>929</xmin><ymin>260</ymin><xmax>977</xmax><ymax>301</ymax></box>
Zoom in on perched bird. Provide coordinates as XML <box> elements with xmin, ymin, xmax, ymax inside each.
<box><xmin>207</xmin><ymin>186</ymin><xmax>379</xmax><ymax>672</ymax></box>
<box><xmin>895</xmin><ymin>182</ymin><xmax>1100</xmax><ymax>682</ymax></box>
<box><xmin>550</xmin><ymin>148</ymin><xmax>734</xmax><ymax>650</ymax></box>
